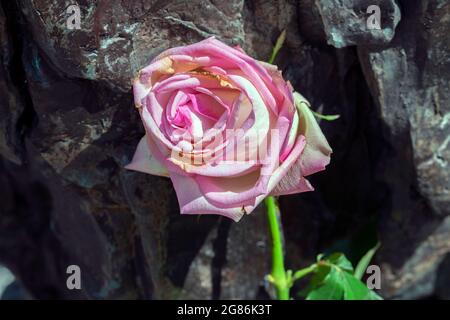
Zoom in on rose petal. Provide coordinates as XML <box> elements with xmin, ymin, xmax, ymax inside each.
<box><xmin>195</xmin><ymin>169</ymin><xmax>265</xmax><ymax>207</ymax></box>
<box><xmin>270</xmin><ymin>94</ymin><xmax>332</xmax><ymax>195</ymax></box>
<box><xmin>294</xmin><ymin>92</ymin><xmax>332</xmax><ymax>176</ymax></box>
<box><xmin>170</xmin><ymin>171</ymin><xmax>247</xmax><ymax>222</ymax></box>
<box><xmin>125</xmin><ymin>136</ymin><xmax>169</xmax><ymax>177</ymax></box>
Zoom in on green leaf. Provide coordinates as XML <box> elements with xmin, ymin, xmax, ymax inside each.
<box><xmin>366</xmin><ymin>289</ymin><xmax>383</xmax><ymax>300</ymax></box>
<box><xmin>309</xmin><ymin>264</ymin><xmax>331</xmax><ymax>288</ymax></box>
<box><xmin>296</xmin><ymin>263</ymin><xmax>328</xmax><ymax>298</ymax></box>
<box><xmin>342</xmin><ymin>271</ymin><xmax>383</xmax><ymax>300</ymax></box>
<box><xmin>306</xmin><ymin>267</ymin><xmax>343</xmax><ymax>300</ymax></box>
<box><xmin>312</xmin><ymin>111</ymin><xmax>341</xmax><ymax>121</ymax></box>
<box><xmin>341</xmin><ymin>271</ymin><xmax>372</xmax><ymax>300</ymax></box>
<box><xmin>268</xmin><ymin>30</ymin><xmax>286</xmax><ymax>64</ymax></box>
<box><xmin>326</xmin><ymin>253</ymin><xmax>354</xmax><ymax>273</ymax></box>
<box><xmin>302</xmin><ymin>252</ymin><xmax>383</xmax><ymax>300</ymax></box>
<box><xmin>306</xmin><ymin>267</ymin><xmax>382</xmax><ymax>300</ymax></box>
<box><xmin>354</xmin><ymin>242</ymin><xmax>380</xmax><ymax>280</ymax></box>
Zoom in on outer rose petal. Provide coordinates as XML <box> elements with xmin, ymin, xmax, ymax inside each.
<box><xmin>170</xmin><ymin>171</ymin><xmax>247</xmax><ymax>222</ymax></box>
<box><xmin>270</xmin><ymin>93</ymin><xmax>332</xmax><ymax>195</ymax></box>
<box><xmin>269</xmin><ymin>135</ymin><xmax>313</xmax><ymax>195</ymax></box>
<box><xmin>125</xmin><ymin>136</ymin><xmax>169</xmax><ymax>177</ymax></box>
<box><xmin>270</xmin><ymin>177</ymin><xmax>314</xmax><ymax>196</ymax></box>
<box><xmin>294</xmin><ymin>92</ymin><xmax>332</xmax><ymax>176</ymax></box>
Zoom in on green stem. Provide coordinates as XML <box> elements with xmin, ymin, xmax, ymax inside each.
<box><xmin>265</xmin><ymin>196</ymin><xmax>290</xmax><ymax>300</ymax></box>
<box><xmin>292</xmin><ymin>264</ymin><xmax>316</xmax><ymax>282</ymax></box>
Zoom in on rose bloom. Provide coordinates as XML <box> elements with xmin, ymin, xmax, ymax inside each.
<box><xmin>127</xmin><ymin>37</ymin><xmax>331</xmax><ymax>221</ymax></box>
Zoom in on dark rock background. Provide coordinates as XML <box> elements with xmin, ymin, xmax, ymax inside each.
<box><xmin>0</xmin><ymin>0</ymin><xmax>448</xmax><ymax>299</ymax></box>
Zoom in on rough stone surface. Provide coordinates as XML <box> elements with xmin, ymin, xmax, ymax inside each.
<box><xmin>357</xmin><ymin>0</ymin><xmax>450</xmax><ymax>298</ymax></box>
<box><xmin>19</xmin><ymin>0</ymin><xmax>245</xmax><ymax>92</ymax></box>
<box><xmin>315</xmin><ymin>0</ymin><xmax>401</xmax><ymax>48</ymax></box>
<box><xmin>181</xmin><ymin>209</ymin><xmax>270</xmax><ymax>300</ymax></box>
<box><xmin>0</xmin><ymin>0</ymin><xmax>448</xmax><ymax>300</ymax></box>
<box><xmin>0</xmin><ymin>4</ymin><xmax>26</xmax><ymax>165</ymax></box>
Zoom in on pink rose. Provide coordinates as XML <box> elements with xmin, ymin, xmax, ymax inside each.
<box><xmin>127</xmin><ymin>37</ymin><xmax>331</xmax><ymax>221</ymax></box>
